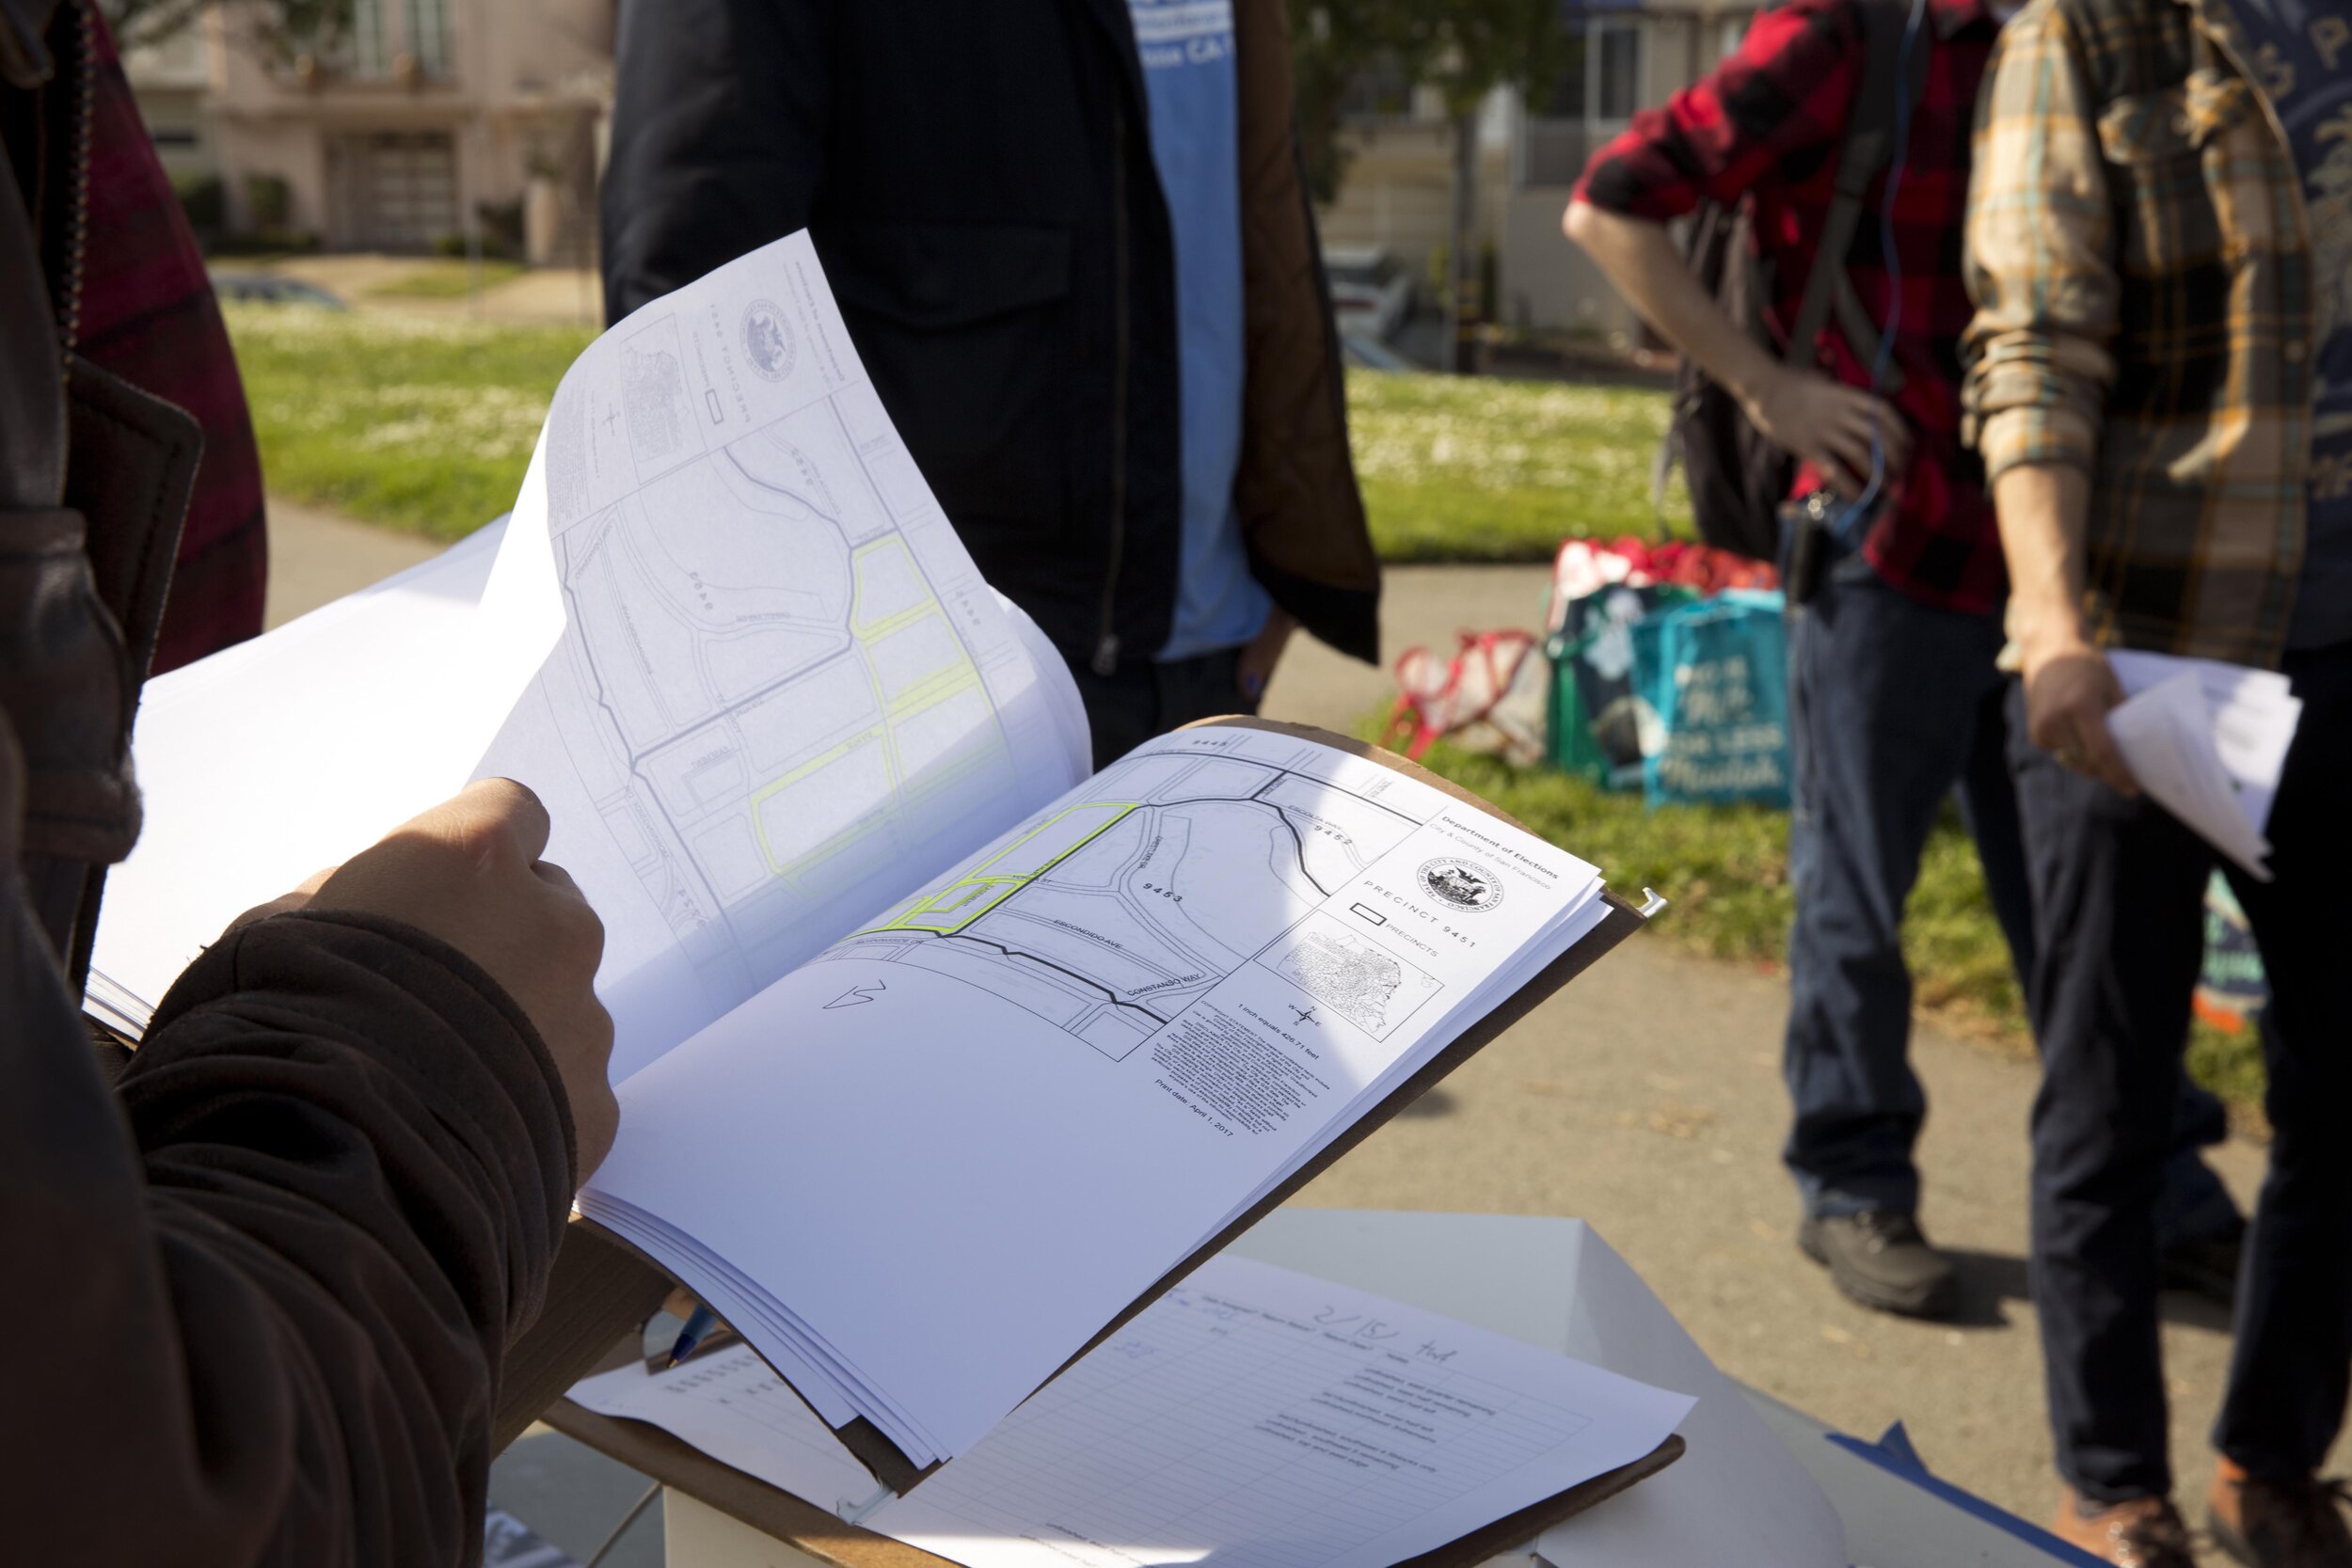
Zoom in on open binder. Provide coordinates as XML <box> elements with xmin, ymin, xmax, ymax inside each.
<box><xmin>495</xmin><ymin>725</ymin><xmax>1664</xmax><ymax>1529</ymax></box>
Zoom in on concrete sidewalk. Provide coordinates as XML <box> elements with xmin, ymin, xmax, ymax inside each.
<box><xmin>260</xmin><ymin>498</ymin><xmax>2330</xmax><ymax>1561</ymax></box>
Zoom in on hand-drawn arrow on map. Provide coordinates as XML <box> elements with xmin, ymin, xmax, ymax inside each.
<box><xmin>823</xmin><ymin>980</ymin><xmax>888</xmax><ymax>1009</ymax></box>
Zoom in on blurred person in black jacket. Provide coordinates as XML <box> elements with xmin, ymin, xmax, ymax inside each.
<box><xmin>602</xmin><ymin>0</ymin><xmax>1382</xmax><ymax>766</ymax></box>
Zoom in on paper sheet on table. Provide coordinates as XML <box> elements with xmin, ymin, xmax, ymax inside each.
<box><xmin>570</xmin><ymin>1253</ymin><xmax>1694</xmax><ymax>1568</ymax></box>
<box><xmin>2108</xmin><ymin>651</ymin><xmax>2300</xmax><ymax>842</ymax></box>
<box><xmin>1223</xmin><ymin>1211</ymin><xmax>1847</xmax><ymax>1568</ymax></box>
<box><xmin>2105</xmin><ymin>669</ymin><xmax>2285</xmax><ymax>879</ymax></box>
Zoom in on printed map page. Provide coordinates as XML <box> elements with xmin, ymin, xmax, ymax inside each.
<box><xmin>582</xmin><ymin>719</ymin><xmax>1607</xmax><ymax>1463</ymax></box>
<box><xmin>477</xmin><ymin>233</ymin><xmax>1086</xmax><ymax>1082</ymax></box>
<box><xmin>822</xmin><ymin>725</ymin><xmax>1445</xmax><ymax>1059</ymax></box>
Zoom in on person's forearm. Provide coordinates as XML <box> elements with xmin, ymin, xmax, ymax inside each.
<box><xmin>1991</xmin><ymin>462</ymin><xmax>2094</xmax><ymax>654</ymax></box>
<box><xmin>1565</xmin><ymin>200</ymin><xmax>1782</xmax><ymax>405</ymax></box>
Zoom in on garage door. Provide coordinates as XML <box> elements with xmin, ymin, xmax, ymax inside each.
<box><xmin>346</xmin><ymin>132</ymin><xmax>458</xmax><ymax>252</ymax></box>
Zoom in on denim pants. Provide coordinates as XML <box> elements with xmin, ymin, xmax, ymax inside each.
<box><xmin>1069</xmin><ymin>646</ymin><xmax>1259</xmax><ymax>771</ymax></box>
<box><xmin>1781</xmin><ymin>554</ymin><xmax>2024</xmax><ymax>1218</ymax></box>
<box><xmin>2015</xmin><ymin>645</ymin><xmax>2352</xmax><ymax>1500</ymax></box>
<box><xmin>1779</xmin><ymin>556</ymin><xmax>2236</xmax><ymax>1230</ymax></box>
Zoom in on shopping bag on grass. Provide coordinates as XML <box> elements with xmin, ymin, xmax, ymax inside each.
<box><xmin>1546</xmin><ymin>582</ymin><xmax>1695</xmax><ymax>786</ymax></box>
<box><xmin>1382</xmin><ymin>629</ymin><xmax>1546</xmax><ymax>766</ymax></box>
<box><xmin>1632</xmin><ymin>591</ymin><xmax>1791</xmax><ymax>807</ymax></box>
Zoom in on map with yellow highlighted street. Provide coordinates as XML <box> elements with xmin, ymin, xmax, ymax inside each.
<box><xmin>495</xmin><ymin>233</ymin><xmax>1080</xmax><ymax>1052</ymax></box>
<box><xmin>822</xmin><ymin>740</ymin><xmax>1430</xmax><ymax>1060</ymax></box>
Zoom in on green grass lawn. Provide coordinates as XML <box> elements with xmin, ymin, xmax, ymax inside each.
<box><xmin>1346</xmin><ymin>369</ymin><xmax>1691</xmax><ymax>562</ymax></box>
<box><xmin>364</xmin><ymin>259</ymin><xmax>531</xmax><ymax>299</ymax></box>
<box><xmin>223</xmin><ymin>307</ymin><xmax>1680</xmax><ymax>558</ymax></box>
<box><xmin>226</xmin><ymin>303</ymin><xmax>592</xmax><ymax>537</ymax></box>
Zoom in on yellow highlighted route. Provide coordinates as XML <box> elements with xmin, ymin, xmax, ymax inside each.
<box><xmin>859</xmin><ymin>801</ymin><xmax>1138</xmax><ymax>936</ymax></box>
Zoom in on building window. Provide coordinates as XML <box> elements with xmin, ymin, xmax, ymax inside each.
<box><xmin>1596</xmin><ymin>23</ymin><xmax>1642</xmax><ymax>121</ymax></box>
<box><xmin>405</xmin><ymin>0</ymin><xmax>451</xmax><ymax>77</ymax></box>
<box><xmin>348</xmin><ymin>0</ymin><xmax>387</xmax><ymax>77</ymax></box>
<box><xmin>1537</xmin><ymin>17</ymin><xmax>1644</xmax><ymax>127</ymax></box>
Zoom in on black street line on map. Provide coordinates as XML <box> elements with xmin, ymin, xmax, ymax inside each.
<box><xmin>939</xmin><ymin>934</ymin><xmax>1175</xmax><ymax>1026</ymax></box>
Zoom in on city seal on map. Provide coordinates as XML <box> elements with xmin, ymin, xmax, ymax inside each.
<box><xmin>1417</xmin><ymin>857</ymin><xmax>1504</xmax><ymax>912</ymax></box>
<box><xmin>740</xmin><ymin>299</ymin><xmax>796</xmax><ymax>382</ymax></box>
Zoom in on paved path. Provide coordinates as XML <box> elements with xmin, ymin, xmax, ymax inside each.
<box><xmin>261</xmin><ymin>499</ymin><xmax>2333</xmax><ymax>1560</ymax></box>
<box><xmin>262</xmin><ymin>495</ymin><xmax>445</xmax><ymax>628</ymax></box>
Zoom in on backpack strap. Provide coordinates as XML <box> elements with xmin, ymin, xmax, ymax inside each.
<box><xmin>1782</xmin><ymin>0</ymin><xmax>1930</xmax><ymax>382</ymax></box>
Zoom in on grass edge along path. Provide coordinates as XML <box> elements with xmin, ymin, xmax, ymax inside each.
<box><xmin>223</xmin><ymin>306</ymin><xmax>1683</xmax><ymax>561</ymax></box>
<box><xmin>1398</xmin><ymin>737</ymin><xmax>2268</xmax><ymax>1117</ymax></box>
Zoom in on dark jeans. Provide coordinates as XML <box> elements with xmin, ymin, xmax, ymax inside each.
<box><xmin>1071</xmin><ymin>646</ymin><xmax>1259</xmax><ymax>771</ymax></box>
<box><xmin>1782</xmin><ymin>554</ymin><xmax>2024</xmax><ymax>1217</ymax></box>
<box><xmin>2017</xmin><ymin>644</ymin><xmax>2352</xmax><ymax>1500</ymax></box>
<box><xmin>1781</xmin><ymin>557</ymin><xmax>2236</xmax><ymax>1237</ymax></box>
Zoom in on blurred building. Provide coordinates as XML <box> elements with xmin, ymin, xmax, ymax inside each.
<box><xmin>1316</xmin><ymin>0</ymin><xmax>1754</xmax><ymax>345</ymax></box>
<box><xmin>119</xmin><ymin>18</ymin><xmax>216</xmax><ymax>181</ymax></box>
<box><xmin>122</xmin><ymin>0</ymin><xmax>613</xmax><ymax>262</ymax></box>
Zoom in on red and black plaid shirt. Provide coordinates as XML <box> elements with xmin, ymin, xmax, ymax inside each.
<box><xmin>81</xmin><ymin>7</ymin><xmax>267</xmax><ymax>673</ymax></box>
<box><xmin>1574</xmin><ymin>0</ymin><xmax>2005</xmax><ymax>615</ymax></box>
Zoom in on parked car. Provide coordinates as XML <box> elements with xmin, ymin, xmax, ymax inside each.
<box><xmin>210</xmin><ymin>272</ymin><xmax>348</xmax><ymax>309</ymax></box>
<box><xmin>1340</xmin><ymin>332</ymin><xmax>1418</xmax><ymax>372</ymax></box>
<box><xmin>1323</xmin><ymin>245</ymin><xmax>1415</xmax><ymax>343</ymax></box>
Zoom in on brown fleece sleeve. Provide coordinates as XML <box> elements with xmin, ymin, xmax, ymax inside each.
<box><xmin>0</xmin><ymin>901</ymin><xmax>575</xmax><ymax>1568</ymax></box>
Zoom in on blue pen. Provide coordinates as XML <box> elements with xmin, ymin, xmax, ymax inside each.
<box><xmin>665</xmin><ymin>1305</ymin><xmax>721</xmax><ymax>1369</ymax></box>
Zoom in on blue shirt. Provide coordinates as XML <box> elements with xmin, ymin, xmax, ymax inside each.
<box><xmin>1128</xmin><ymin>0</ymin><xmax>1273</xmax><ymax>659</ymax></box>
<box><xmin>2226</xmin><ymin>0</ymin><xmax>2352</xmax><ymax>648</ymax></box>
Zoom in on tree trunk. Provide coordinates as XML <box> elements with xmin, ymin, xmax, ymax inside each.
<box><xmin>1445</xmin><ymin>108</ymin><xmax>1478</xmax><ymax>374</ymax></box>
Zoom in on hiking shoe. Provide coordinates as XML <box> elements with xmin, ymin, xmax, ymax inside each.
<box><xmin>2209</xmin><ymin>1459</ymin><xmax>2352</xmax><ymax>1567</ymax></box>
<box><xmin>2161</xmin><ymin>1212</ymin><xmax>2246</xmax><ymax>1307</ymax></box>
<box><xmin>1797</xmin><ymin>1211</ymin><xmax>1960</xmax><ymax>1319</ymax></box>
<box><xmin>2053</xmin><ymin>1490</ymin><xmax>2197</xmax><ymax>1568</ymax></box>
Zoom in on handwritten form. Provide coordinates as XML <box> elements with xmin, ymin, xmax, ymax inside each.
<box><xmin>569</xmin><ymin>1256</ymin><xmax>1692</xmax><ymax>1568</ymax></box>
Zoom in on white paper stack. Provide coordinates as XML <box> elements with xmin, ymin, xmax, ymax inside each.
<box><xmin>571</xmin><ymin>1252</ymin><xmax>1695</xmax><ymax>1568</ymax></box>
<box><xmin>2106</xmin><ymin>652</ymin><xmax>2301</xmax><ymax>879</ymax></box>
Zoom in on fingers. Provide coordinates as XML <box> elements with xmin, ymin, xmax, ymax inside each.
<box><xmin>531</xmin><ymin>855</ymin><xmax>597</xmax><ymax>915</ymax></box>
<box><xmin>454</xmin><ymin>776</ymin><xmax>553</xmax><ymax>864</ymax></box>
<box><xmin>1814</xmin><ymin>429</ymin><xmax>1872</xmax><ymax>498</ymax></box>
<box><xmin>2070</xmin><ymin>709</ymin><xmax>2139</xmax><ymax>798</ymax></box>
<box><xmin>1815</xmin><ymin>391</ymin><xmax>1906</xmax><ymax>498</ymax></box>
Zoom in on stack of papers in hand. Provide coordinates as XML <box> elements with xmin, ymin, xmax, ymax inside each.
<box><xmin>570</xmin><ymin>1254</ymin><xmax>1695</xmax><ymax>1568</ymax></box>
<box><xmin>2106</xmin><ymin>652</ymin><xmax>2301</xmax><ymax>879</ymax></box>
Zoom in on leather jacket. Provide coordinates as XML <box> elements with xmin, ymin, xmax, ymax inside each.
<box><xmin>2</xmin><ymin>8</ymin><xmax>580</xmax><ymax>1562</ymax></box>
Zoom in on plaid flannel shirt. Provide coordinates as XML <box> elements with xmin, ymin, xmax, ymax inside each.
<box><xmin>1576</xmin><ymin>0</ymin><xmax>2008</xmax><ymax>615</ymax></box>
<box><xmin>1961</xmin><ymin>0</ymin><xmax>2313</xmax><ymax>665</ymax></box>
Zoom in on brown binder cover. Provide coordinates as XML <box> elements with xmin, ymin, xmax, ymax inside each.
<box><xmin>539</xmin><ymin>1395</ymin><xmax>1683</xmax><ymax>1568</ymax></box>
<box><xmin>496</xmin><ymin>719</ymin><xmax>1657</xmax><ymax>1491</ymax></box>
